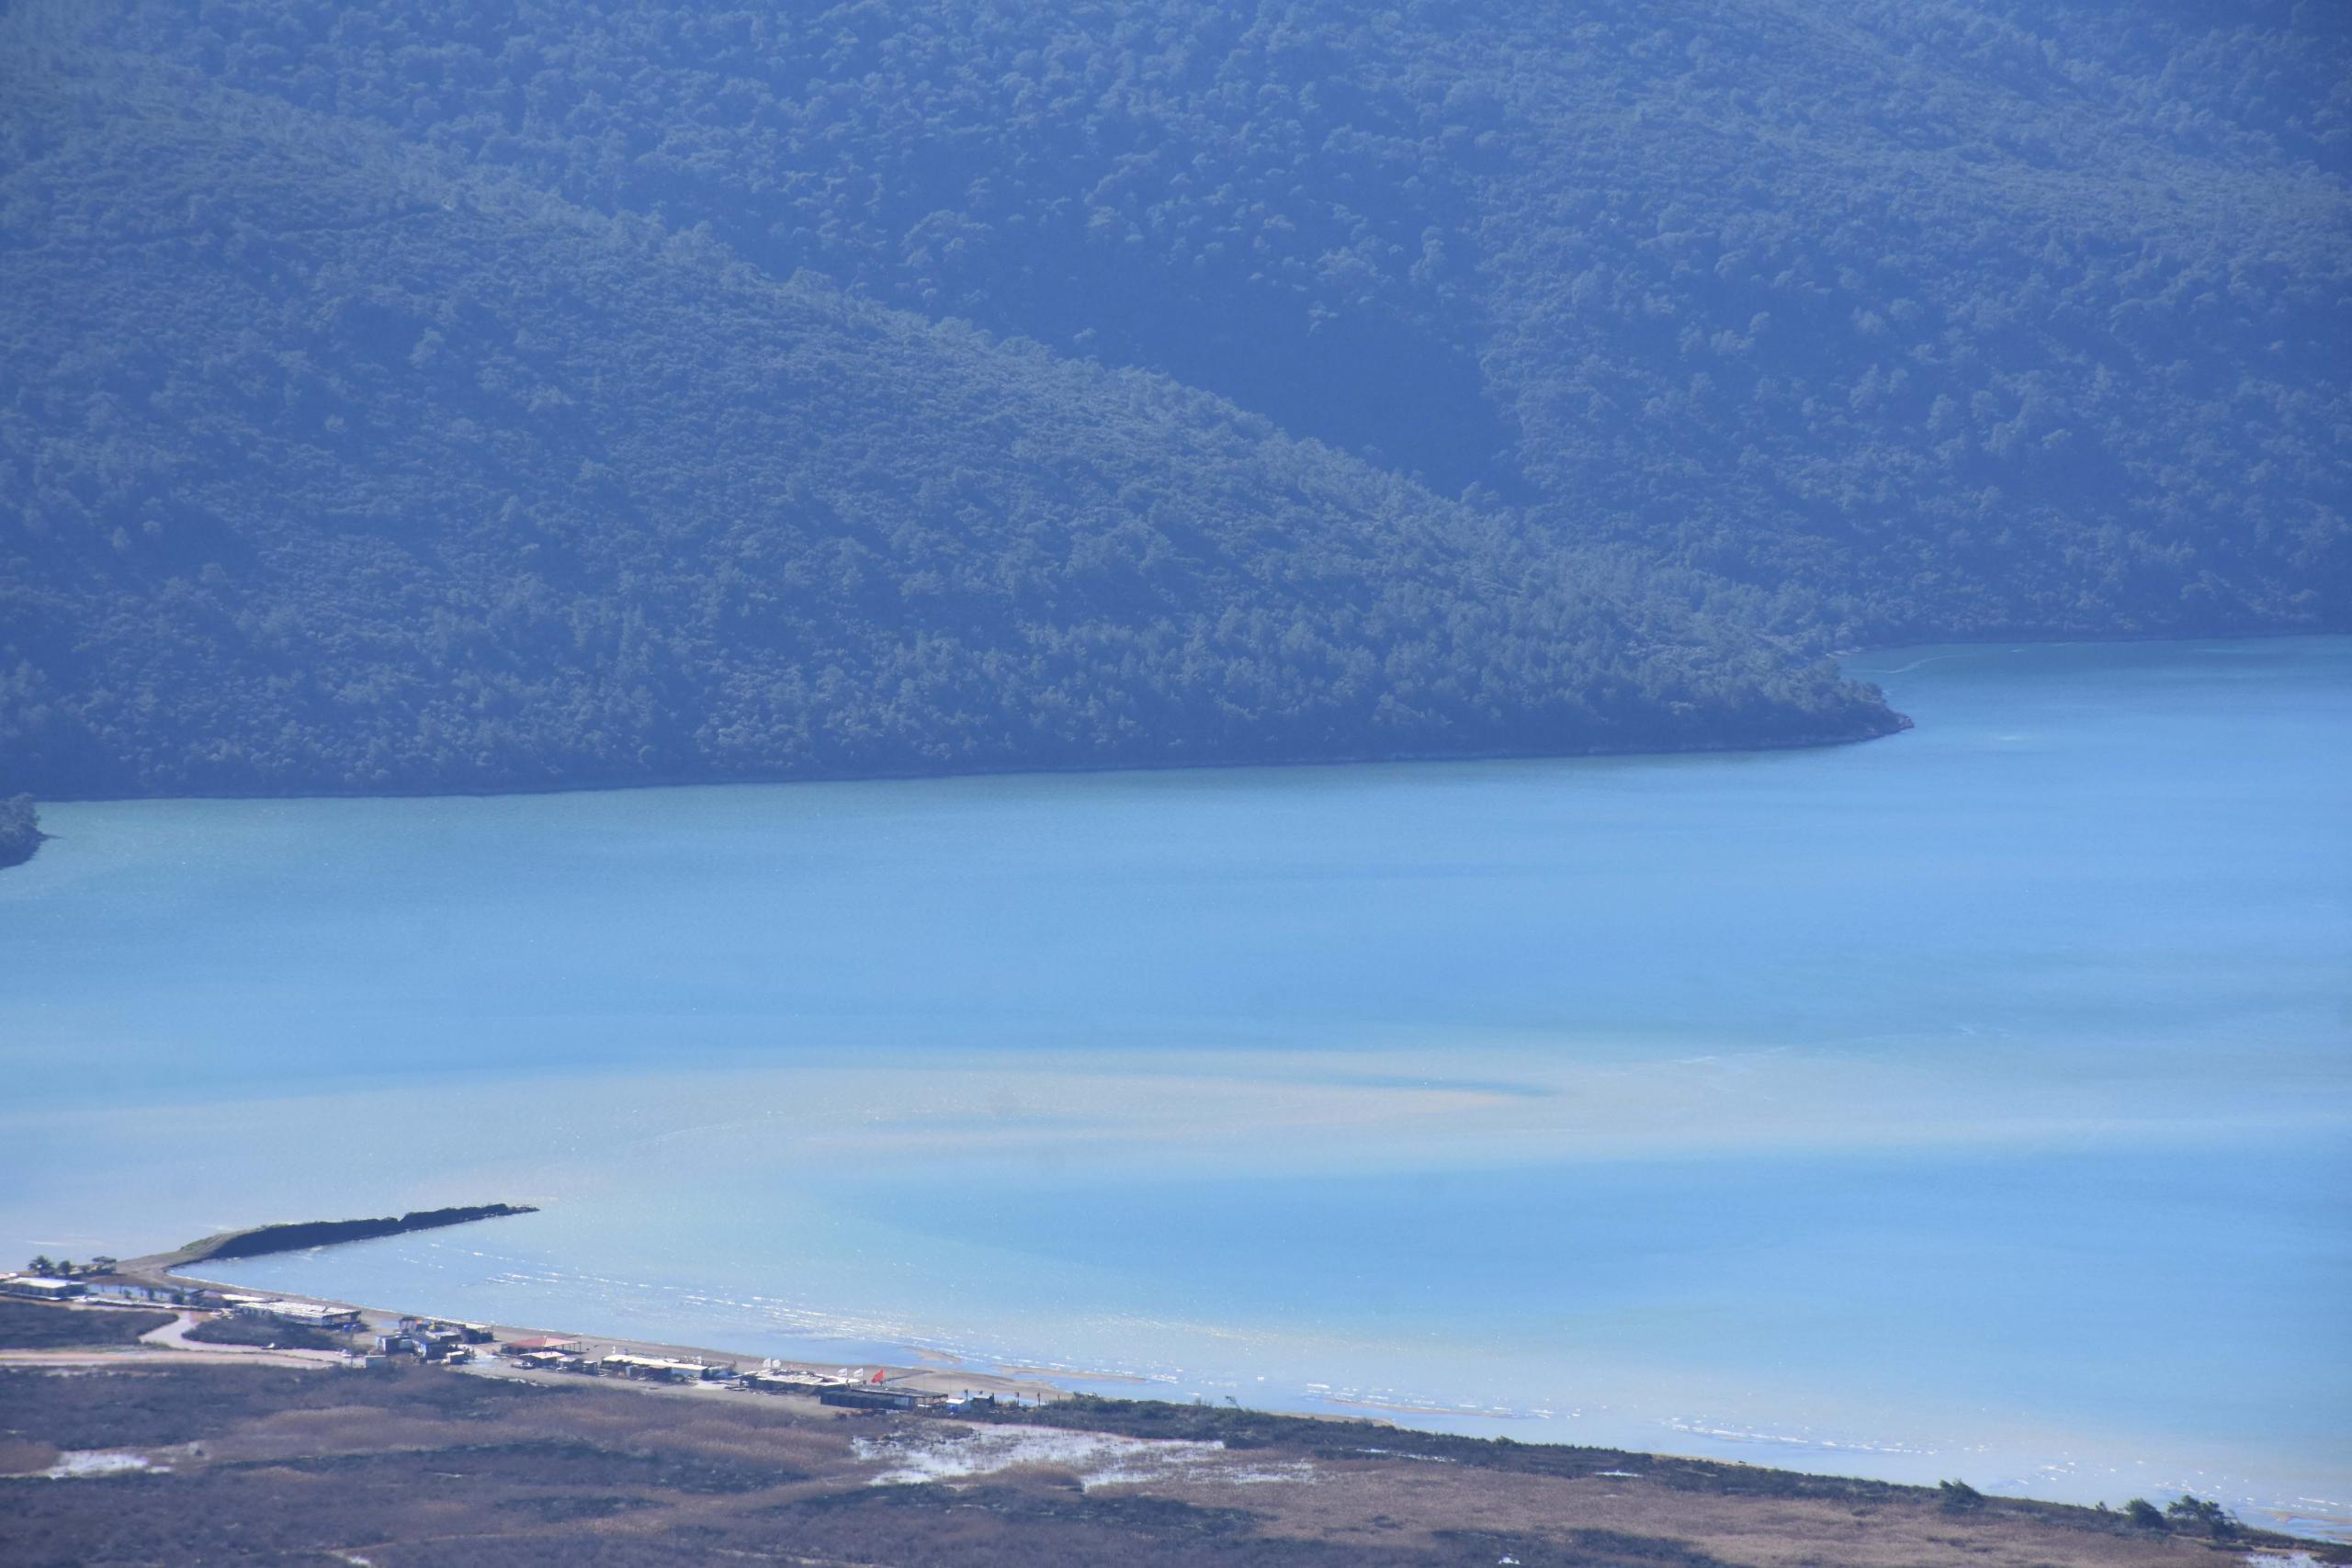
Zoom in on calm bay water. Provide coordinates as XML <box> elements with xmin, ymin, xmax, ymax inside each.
<box><xmin>3</xmin><ymin>637</ymin><xmax>2347</xmax><ymax>1533</ymax></box>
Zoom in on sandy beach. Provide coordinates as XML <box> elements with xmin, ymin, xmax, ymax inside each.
<box><xmin>103</xmin><ymin>1247</ymin><xmax>1066</xmax><ymax>1406</ymax></box>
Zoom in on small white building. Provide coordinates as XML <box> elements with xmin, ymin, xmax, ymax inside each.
<box><xmin>233</xmin><ymin>1297</ymin><xmax>360</xmax><ymax>1330</ymax></box>
<box><xmin>600</xmin><ymin>1353</ymin><xmax>713</xmax><ymax>1383</ymax></box>
<box><xmin>271</xmin><ymin>1301</ymin><xmax>361</xmax><ymax>1329</ymax></box>
<box><xmin>503</xmin><ymin>1336</ymin><xmax>581</xmax><ymax>1355</ymax></box>
<box><xmin>0</xmin><ymin>1275</ymin><xmax>88</xmax><ymax>1302</ymax></box>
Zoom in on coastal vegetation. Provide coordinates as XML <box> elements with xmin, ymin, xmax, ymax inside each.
<box><xmin>3</xmin><ymin>1360</ymin><xmax>2333</xmax><ymax>1565</ymax></box>
<box><xmin>4</xmin><ymin>0</ymin><xmax>2343</xmax><ymax>798</ymax></box>
<box><xmin>2164</xmin><ymin>1495</ymin><xmax>2245</xmax><ymax>1541</ymax></box>
<box><xmin>0</xmin><ymin>1300</ymin><xmax>172</xmax><ymax>1350</ymax></box>
<box><xmin>173</xmin><ymin>1203</ymin><xmax>539</xmax><ymax>1265</ymax></box>
<box><xmin>960</xmin><ymin>1394</ymin><xmax>2042</xmax><ymax>1515</ymax></box>
<box><xmin>1936</xmin><ymin>1478</ymin><xmax>1986</xmax><ymax>1512</ymax></box>
<box><xmin>181</xmin><ymin>1315</ymin><xmax>347</xmax><ymax>1352</ymax></box>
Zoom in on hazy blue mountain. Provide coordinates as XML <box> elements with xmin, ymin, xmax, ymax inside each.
<box><xmin>3</xmin><ymin>0</ymin><xmax>2343</xmax><ymax>796</ymax></box>
<box><xmin>1472</xmin><ymin>0</ymin><xmax>2350</xmax><ymax>641</ymax></box>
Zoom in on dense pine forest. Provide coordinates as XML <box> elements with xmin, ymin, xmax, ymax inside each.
<box><xmin>2</xmin><ymin>0</ymin><xmax>2344</xmax><ymax>798</ymax></box>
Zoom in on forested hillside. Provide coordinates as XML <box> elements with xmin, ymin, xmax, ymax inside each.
<box><xmin>2</xmin><ymin>0</ymin><xmax>2344</xmax><ymax>797</ymax></box>
<box><xmin>1476</xmin><ymin>1</ymin><xmax>2350</xmax><ymax>639</ymax></box>
<box><xmin>0</xmin><ymin>64</ymin><xmax>1890</xmax><ymax>795</ymax></box>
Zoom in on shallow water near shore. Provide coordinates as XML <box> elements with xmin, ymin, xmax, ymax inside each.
<box><xmin>3</xmin><ymin>637</ymin><xmax>2347</xmax><ymax>1536</ymax></box>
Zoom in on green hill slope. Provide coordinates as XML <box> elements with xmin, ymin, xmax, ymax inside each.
<box><xmin>48</xmin><ymin>0</ymin><xmax>2343</xmax><ymax>645</ymax></box>
<box><xmin>8</xmin><ymin>0</ymin><xmax>2341</xmax><ymax>799</ymax></box>
<box><xmin>0</xmin><ymin>68</ymin><xmax>1893</xmax><ymax>796</ymax></box>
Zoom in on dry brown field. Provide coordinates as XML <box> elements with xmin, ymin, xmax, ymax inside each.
<box><xmin>4</xmin><ymin>1339</ymin><xmax>2336</xmax><ymax>1567</ymax></box>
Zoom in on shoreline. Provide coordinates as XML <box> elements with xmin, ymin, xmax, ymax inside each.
<box><xmin>23</xmin><ymin>631</ymin><xmax>2349</xmax><ymax>809</ymax></box>
<box><xmin>107</xmin><ymin>1243</ymin><xmax>1069</xmax><ymax>1407</ymax></box>
<box><xmin>81</xmin><ymin>1235</ymin><xmax>2346</xmax><ymax>1548</ymax></box>
<box><xmin>71</xmin><ymin>1171</ymin><xmax>2352</xmax><ymax>1548</ymax></box>
<box><xmin>121</xmin><ymin>1250</ymin><xmax>2352</xmax><ymax>1548</ymax></box>
<box><xmin>10</xmin><ymin>1288</ymin><xmax>2345</xmax><ymax>1562</ymax></box>
<box><xmin>15</xmin><ymin>709</ymin><xmax>1907</xmax><ymax>808</ymax></box>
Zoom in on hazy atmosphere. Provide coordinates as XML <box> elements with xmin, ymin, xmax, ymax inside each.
<box><xmin>2</xmin><ymin>3</ymin><xmax>2346</xmax><ymax>1564</ymax></box>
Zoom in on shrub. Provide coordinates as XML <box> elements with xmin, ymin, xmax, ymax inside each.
<box><xmin>1937</xmin><ymin>1479</ymin><xmax>1984</xmax><ymax>1512</ymax></box>
<box><xmin>2165</xmin><ymin>1495</ymin><xmax>2239</xmax><ymax>1540</ymax></box>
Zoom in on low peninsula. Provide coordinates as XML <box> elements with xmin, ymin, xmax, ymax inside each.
<box><xmin>156</xmin><ymin>1203</ymin><xmax>539</xmax><ymax>1269</ymax></box>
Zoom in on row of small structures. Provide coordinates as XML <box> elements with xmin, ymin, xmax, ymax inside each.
<box><xmin>498</xmin><ymin>1337</ymin><xmax>934</xmax><ymax>1411</ymax></box>
<box><xmin>5</xmin><ymin>1269</ymin><xmax>199</xmax><ymax>1306</ymax></box>
<box><xmin>376</xmin><ymin>1325</ymin><xmax>964</xmax><ymax>1411</ymax></box>
<box><xmin>5</xmin><ymin>1269</ymin><xmax>987</xmax><ymax>1413</ymax></box>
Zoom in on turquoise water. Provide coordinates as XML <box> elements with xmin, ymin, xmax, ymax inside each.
<box><xmin>3</xmin><ymin>637</ymin><xmax>2346</xmax><ymax>1533</ymax></box>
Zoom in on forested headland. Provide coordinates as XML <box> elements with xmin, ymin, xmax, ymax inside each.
<box><xmin>1</xmin><ymin>1</ymin><xmax>2343</xmax><ymax>799</ymax></box>
<box><xmin>0</xmin><ymin>795</ymin><xmax>41</xmax><ymax>868</ymax></box>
